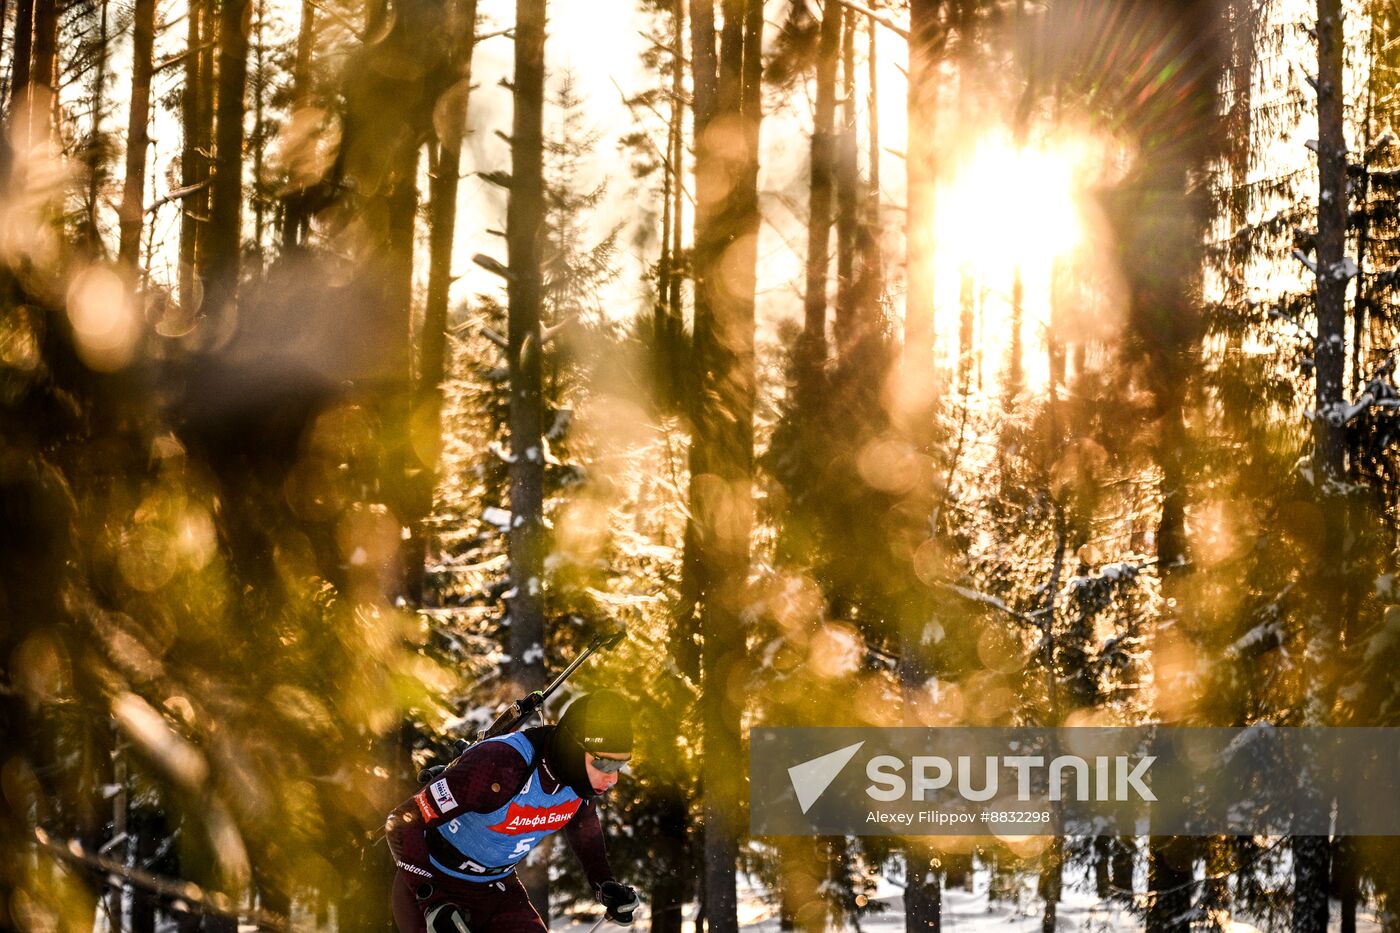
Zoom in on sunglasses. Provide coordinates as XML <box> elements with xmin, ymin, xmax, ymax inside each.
<box><xmin>590</xmin><ymin>755</ymin><xmax>630</xmax><ymax>774</ymax></box>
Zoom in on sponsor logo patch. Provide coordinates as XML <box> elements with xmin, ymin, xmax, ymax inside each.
<box><xmin>395</xmin><ymin>858</ymin><xmax>432</xmax><ymax>878</ymax></box>
<box><xmin>413</xmin><ymin>789</ymin><xmax>438</xmax><ymax>822</ymax></box>
<box><xmin>430</xmin><ymin>779</ymin><xmax>458</xmax><ymax>813</ymax></box>
<box><xmin>487</xmin><ymin>799</ymin><xmax>582</xmax><ymax>835</ymax></box>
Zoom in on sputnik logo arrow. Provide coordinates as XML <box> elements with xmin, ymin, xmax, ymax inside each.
<box><xmin>788</xmin><ymin>741</ymin><xmax>865</xmax><ymax>814</ymax></box>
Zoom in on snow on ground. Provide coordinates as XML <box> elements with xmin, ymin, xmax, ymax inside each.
<box><xmin>557</xmin><ymin>867</ymin><xmax>1385</xmax><ymax>933</ymax></box>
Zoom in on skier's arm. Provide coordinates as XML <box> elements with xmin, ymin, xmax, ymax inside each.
<box><xmin>564</xmin><ymin>799</ymin><xmax>616</xmax><ymax>889</ymax></box>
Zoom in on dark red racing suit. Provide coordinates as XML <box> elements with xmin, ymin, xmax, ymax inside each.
<box><xmin>385</xmin><ymin>730</ymin><xmax>616</xmax><ymax>933</ymax></box>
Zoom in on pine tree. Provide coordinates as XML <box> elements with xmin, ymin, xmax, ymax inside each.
<box><xmin>9</xmin><ymin>0</ymin><xmax>34</xmax><ymax>124</ymax></box>
<box><xmin>408</xmin><ymin>0</ymin><xmax>480</xmax><ymax>605</ymax></box>
<box><xmin>1292</xmin><ymin>0</ymin><xmax>1347</xmax><ymax>928</ymax></box>
<box><xmin>279</xmin><ymin>0</ymin><xmax>317</xmax><ymax>249</ymax></box>
<box><xmin>802</xmin><ymin>0</ymin><xmax>840</xmax><ymax>372</ymax></box>
<box><xmin>902</xmin><ymin>2</ymin><xmax>947</xmax><ymax>930</ymax></box>
<box><xmin>506</xmin><ymin>0</ymin><xmax>547</xmax><ymax>697</ymax></box>
<box><xmin>28</xmin><ymin>0</ymin><xmax>54</xmax><ymax>142</ymax></box>
<box><xmin>207</xmin><ymin>0</ymin><xmax>252</xmax><ymax>316</ymax></box>
<box><xmin>179</xmin><ymin>0</ymin><xmax>208</xmax><ymax>313</ymax></box>
<box><xmin>689</xmin><ymin>1</ymin><xmax>761</xmax><ymax>930</ymax></box>
<box><xmin>117</xmin><ymin>0</ymin><xmax>155</xmax><ymax>270</ymax></box>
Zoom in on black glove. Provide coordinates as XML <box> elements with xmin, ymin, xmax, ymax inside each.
<box><xmin>598</xmin><ymin>881</ymin><xmax>639</xmax><ymax>926</ymax></box>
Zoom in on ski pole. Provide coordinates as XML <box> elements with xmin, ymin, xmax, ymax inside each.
<box><xmin>582</xmin><ymin>902</ymin><xmax>648</xmax><ymax>933</ymax></box>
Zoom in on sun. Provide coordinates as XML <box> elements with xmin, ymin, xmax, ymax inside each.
<box><xmin>936</xmin><ymin>132</ymin><xmax>1087</xmax><ymax>279</ymax></box>
<box><xmin>928</xmin><ymin>129</ymin><xmax>1110</xmax><ymax>391</ymax></box>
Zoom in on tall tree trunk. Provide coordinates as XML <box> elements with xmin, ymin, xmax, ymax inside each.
<box><xmin>180</xmin><ymin>0</ymin><xmax>205</xmax><ymax>310</ymax></box>
<box><xmin>958</xmin><ymin>271</ymin><xmax>973</xmax><ymax>394</ymax></box>
<box><xmin>207</xmin><ymin>0</ymin><xmax>253</xmax><ymax>317</ymax></box>
<box><xmin>1039</xmin><ymin>837</ymin><xmax>1063</xmax><ymax>933</ymax></box>
<box><xmin>84</xmin><ymin>0</ymin><xmax>109</xmax><ymax>241</ymax></box>
<box><xmin>195</xmin><ymin>0</ymin><xmax>216</xmax><ymax>277</ymax></box>
<box><xmin>649</xmin><ymin>783</ymin><xmax>692</xmax><ymax>933</ymax></box>
<box><xmin>1113</xmin><ymin>0</ymin><xmax>1220</xmax><ymax>926</ymax></box>
<box><xmin>280</xmin><ymin>0</ymin><xmax>317</xmax><ymax>249</ymax></box>
<box><xmin>1293</xmin><ymin>2</ymin><xmax>1345</xmax><ymax>930</ymax></box>
<box><xmin>1146</xmin><ymin>837</ymin><xmax>1194</xmax><ymax>932</ymax></box>
<box><xmin>855</xmin><ymin>11</ymin><xmax>883</xmax><ymax>331</ymax></box>
<box><xmin>1350</xmin><ymin>16</ymin><xmax>1377</xmax><ymax>397</ymax></box>
<box><xmin>507</xmin><ymin>0</ymin><xmax>549</xmax><ymax>918</ymax></box>
<box><xmin>904</xmin><ymin>0</ymin><xmax>940</xmax><ymax>398</ymax></box>
<box><xmin>129</xmin><ymin>807</ymin><xmax>159</xmax><ymax>933</ymax></box>
<box><xmin>866</xmin><ymin>13</ymin><xmax>878</xmax><ymax>217</ymax></box>
<box><xmin>8</xmin><ymin>0</ymin><xmax>32</xmax><ymax>127</ymax></box>
<box><xmin>28</xmin><ymin>0</ymin><xmax>53</xmax><ymax>143</ymax></box>
<box><xmin>795</xmin><ymin>0</ymin><xmax>834</xmax><ymax>515</ymax></box>
<box><xmin>409</xmin><ymin>0</ymin><xmax>479</xmax><ymax>606</ymax></box>
<box><xmin>695</xmin><ymin>2</ymin><xmax>760</xmax><ymax>932</ymax></box>
<box><xmin>657</xmin><ymin>66</ymin><xmax>675</xmax><ymax>387</ymax></box>
<box><xmin>0</xmin><ymin>0</ymin><xmax>11</xmax><ymax>110</ymax></box>
<box><xmin>903</xmin><ymin>853</ymin><xmax>940</xmax><ymax>933</ymax></box>
<box><xmin>118</xmin><ymin>0</ymin><xmax>156</xmax><ymax>270</ymax></box>
<box><xmin>507</xmin><ymin>0</ymin><xmax>547</xmax><ymax>710</ymax></box>
<box><xmin>1334</xmin><ymin>837</ymin><xmax>1357</xmax><ymax>933</ymax></box>
<box><xmin>1224</xmin><ymin>0</ymin><xmax>1255</xmax><ymax>315</ymax></box>
<box><xmin>667</xmin><ymin>0</ymin><xmax>686</xmax><ymax>390</ymax></box>
<box><xmin>805</xmin><ymin>3</ymin><xmax>839</xmax><ymax>331</ymax></box>
<box><xmin>901</xmin><ymin>5</ymin><xmax>943</xmax><ymax>932</ymax></box>
<box><xmin>833</xmin><ymin>10</ymin><xmax>859</xmax><ymax>353</ymax></box>
<box><xmin>656</xmin><ymin>0</ymin><xmax>687</xmax><ymax>400</ymax></box>
<box><xmin>797</xmin><ymin>0</ymin><xmax>839</xmax><ymax>416</ymax></box>
<box><xmin>654</xmin><ymin>10</ymin><xmax>699</xmax><ymax>928</ymax></box>
<box><xmin>1006</xmin><ymin>268</ymin><xmax>1023</xmax><ymax>398</ymax></box>
<box><xmin>1145</xmin><ymin>380</ymin><xmax>1194</xmax><ymax>931</ymax></box>
<box><xmin>674</xmin><ymin>0</ymin><xmax>720</xmax><ymax>687</ymax></box>
<box><xmin>1312</xmin><ymin>0</ymin><xmax>1347</xmax><ymax>491</ymax></box>
<box><xmin>252</xmin><ymin>0</ymin><xmax>267</xmax><ymax>264</ymax></box>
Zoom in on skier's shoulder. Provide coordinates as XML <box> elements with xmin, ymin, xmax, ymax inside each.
<box><xmin>426</xmin><ymin>734</ymin><xmax>538</xmax><ymax>813</ymax></box>
<box><xmin>454</xmin><ymin>731</ymin><xmax>539</xmax><ymax>772</ymax></box>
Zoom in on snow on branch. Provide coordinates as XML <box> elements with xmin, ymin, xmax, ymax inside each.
<box><xmin>473</xmin><ymin>253</ymin><xmax>514</xmax><ymax>281</ymax></box>
<box><xmin>830</xmin><ymin>0</ymin><xmax>909</xmax><ymax>38</ymax></box>
<box><xmin>936</xmin><ymin>582</ymin><xmax>1040</xmax><ymax>628</ymax></box>
<box><xmin>1335</xmin><ymin>372</ymin><xmax>1400</xmax><ymax>424</ymax></box>
<box><xmin>542</xmin><ymin>314</ymin><xmax>574</xmax><ymax>346</ymax></box>
<box><xmin>1329</xmin><ymin>257</ymin><xmax>1360</xmax><ymax>281</ymax></box>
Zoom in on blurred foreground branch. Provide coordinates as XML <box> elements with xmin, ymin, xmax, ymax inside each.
<box><xmin>34</xmin><ymin>827</ymin><xmax>293</xmax><ymax>932</ymax></box>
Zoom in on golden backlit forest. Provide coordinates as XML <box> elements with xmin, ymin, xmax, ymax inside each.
<box><xmin>3</xmin><ymin>0</ymin><xmax>1400</xmax><ymax>930</ymax></box>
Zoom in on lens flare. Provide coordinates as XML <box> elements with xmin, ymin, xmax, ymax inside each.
<box><xmin>936</xmin><ymin>134</ymin><xmax>1086</xmax><ymax>274</ymax></box>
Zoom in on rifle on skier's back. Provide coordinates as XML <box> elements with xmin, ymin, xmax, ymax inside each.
<box><xmin>418</xmin><ymin>626</ymin><xmax>626</xmax><ymax>783</ymax></box>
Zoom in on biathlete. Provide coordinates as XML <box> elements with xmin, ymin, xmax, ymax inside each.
<box><xmin>386</xmin><ymin>690</ymin><xmax>640</xmax><ymax>933</ymax></box>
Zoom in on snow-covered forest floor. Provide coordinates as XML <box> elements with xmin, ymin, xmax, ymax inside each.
<box><xmin>556</xmin><ymin>870</ymin><xmax>1386</xmax><ymax>933</ymax></box>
